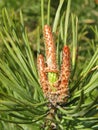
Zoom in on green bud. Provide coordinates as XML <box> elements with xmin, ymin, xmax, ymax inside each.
<box><xmin>48</xmin><ymin>72</ymin><xmax>58</xmax><ymax>92</ymax></box>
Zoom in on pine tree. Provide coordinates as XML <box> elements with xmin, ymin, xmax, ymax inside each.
<box><xmin>0</xmin><ymin>0</ymin><xmax>98</xmax><ymax>130</ymax></box>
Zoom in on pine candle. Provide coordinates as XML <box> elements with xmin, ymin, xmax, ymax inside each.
<box><xmin>37</xmin><ymin>25</ymin><xmax>70</xmax><ymax>106</ymax></box>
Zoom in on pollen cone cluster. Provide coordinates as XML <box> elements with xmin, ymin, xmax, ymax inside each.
<box><xmin>37</xmin><ymin>25</ymin><xmax>70</xmax><ymax>106</ymax></box>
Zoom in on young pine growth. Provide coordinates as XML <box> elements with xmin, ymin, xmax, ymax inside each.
<box><xmin>58</xmin><ymin>46</ymin><xmax>70</xmax><ymax>102</ymax></box>
<box><xmin>43</xmin><ymin>25</ymin><xmax>58</xmax><ymax>92</ymax></box>
<box><xmin>37</xmin><ymin>54</ymin><xmax>48</xmax><ymax>94</ymax></box>
<box><xmin>37</xmin><ymin>25</ymin><xmax>70</xmax><ymax>106</ymax></box>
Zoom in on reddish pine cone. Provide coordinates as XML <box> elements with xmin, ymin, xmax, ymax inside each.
<box><xmin>37</xmin><ymin>54</ymin><xmax>48</xmax><ymax>94</ymax></box>
<box><xmin>58</xmin><ymin>45</ymin><xmax>70</xmax><ymax>102</ymax></box>
<box><xmin>43</xmin><ymin>25</ymin><xmax>58</xmax><ymax>73</ymax></box>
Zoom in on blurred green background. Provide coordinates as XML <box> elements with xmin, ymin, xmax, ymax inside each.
<box><xmin>0</xmin><ymin>0</ymin><xmax>98</xmax><ymax>53</ymax></box>
<box><xmin>0</xmin><ymin>0</ymin><xmax>98</xmax><ymax>30</ymax></box>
